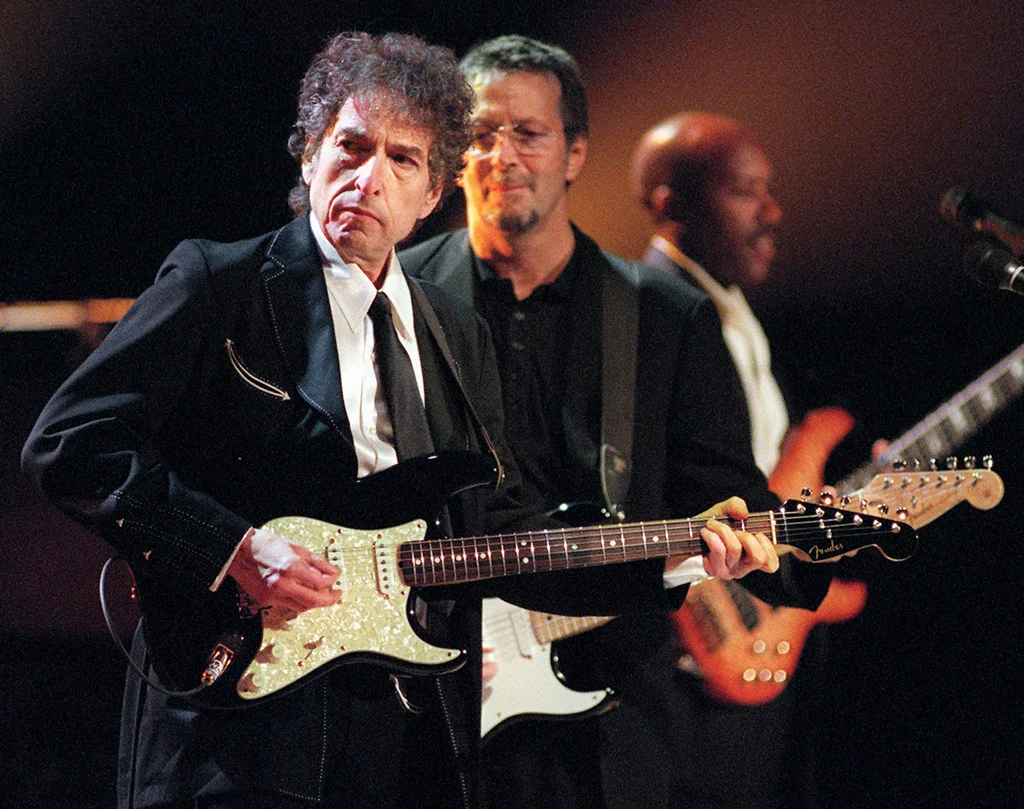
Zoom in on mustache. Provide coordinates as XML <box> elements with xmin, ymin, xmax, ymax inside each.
<box><xmin>488</xmin><ymin>172</ymin><xmax>536</xmax><ymax>190</ymax></box>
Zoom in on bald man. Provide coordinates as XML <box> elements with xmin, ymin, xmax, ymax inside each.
<box><xmin>632</xmin><ymin>112</ymin><xmax>788</xmax><ymax>477</ymax></box>
<box><xmin>616</xmin><ymin>112</ymin><xmax>826</xmax><ymax>809</ymax></box>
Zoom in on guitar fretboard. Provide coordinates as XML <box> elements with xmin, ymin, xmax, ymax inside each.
<box><xmin>838</xmin><ymin>342</ymin><xmax>1024</xmax><ymax>493</ymax></box>
<box><xmin>395</xmin><ymin>504</ymin><xmax>914</xmax><ymax>586</ymax></box>
<box><xmin>400</xmin><ymin>515</ymin><xmax>739</xmax><ymax>586</ymax></box>
<box><xmin>530</xmin><ymin>613</ymin><xmax>614</xmax><ymax>644</ymax></box>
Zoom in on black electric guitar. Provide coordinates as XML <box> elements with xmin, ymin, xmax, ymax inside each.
<box><xmin>478</xmin><ymin>464</ymin><xmax>1004</xmax><ymax>735</ymax></box>
<box><xmin>132</xmin><ymin>451</ymin><xmax>924</xmax><ymax>709</ymax></box>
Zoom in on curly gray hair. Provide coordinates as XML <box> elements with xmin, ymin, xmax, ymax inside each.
<box><xmin>287</xmin><ymin>31</ymin><xmax>475</xmax><ymax>215</ymax></box>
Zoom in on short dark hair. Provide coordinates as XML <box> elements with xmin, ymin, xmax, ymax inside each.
<box><xmin>459</xmin><ymin>35</ymin><xmax>588</xmax><ymax>143</ymax></box>
<box><xmin>287</xmin><ymin>31</ymin><xmax>474</xmax><ymax>215</ymax></box>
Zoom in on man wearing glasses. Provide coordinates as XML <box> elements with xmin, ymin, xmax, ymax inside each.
<box><xmin>401</xmin><ymin>35</ymin><xmax>831</xmax><ymax>809</ymax></box>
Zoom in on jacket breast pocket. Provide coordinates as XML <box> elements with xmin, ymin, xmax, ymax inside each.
<box><xmin>225</xmin><ymin>338</ymin><xmax>291</xmax><ymax>401</ymax></box>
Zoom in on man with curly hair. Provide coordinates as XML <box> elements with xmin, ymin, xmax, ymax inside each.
<box><xmin>22</xmin><ymin>31</ymin><xmax>778</xmax><ymax>809</ymax></box>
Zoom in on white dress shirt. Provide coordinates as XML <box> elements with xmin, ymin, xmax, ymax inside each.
<box><xmin>311</xmin><ymin>214</ymin><xmax>426</xmax><ymax>478</ymax></box>
<box><xmin>651</xmin><ymin>236</ymin><xmax>789</xmax><ymax>477</ymax></box>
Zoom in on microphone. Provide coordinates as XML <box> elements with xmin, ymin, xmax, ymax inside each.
<box><xmin>962</xmin><ymin>241</ymin><xmax>1024</xmax><ymax>295</ymax></box>
<box><xmin>941</xmin><ymin>187</ymin><xmax>1024</xmax><ymax>257</ymax></box>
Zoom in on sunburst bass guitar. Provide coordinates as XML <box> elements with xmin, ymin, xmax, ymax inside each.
<box><xmin>674</xmin><ymin>340</ymin><xmax>1024</xmax><ymax>705</ymax></box>
<box><xmin>130</xmin><ymin>451</ymin><xmax>943</xmax><ymax>709</ymax></box>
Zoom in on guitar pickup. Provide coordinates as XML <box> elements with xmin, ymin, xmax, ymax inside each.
<box><xmin>326</xmin><ymin>541</ymin><xmax>345</xmax><ymax>595</ymax></box>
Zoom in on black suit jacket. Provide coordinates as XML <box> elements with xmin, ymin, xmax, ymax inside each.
<box><xmin>22</xmin><ymin>217</ymin><xmax>679</xmax><ymax>808</ymax></box>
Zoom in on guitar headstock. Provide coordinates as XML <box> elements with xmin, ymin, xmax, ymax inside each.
<box><xmin>776</xmin><ymin>498</ymin><xmax>918</xmax><ymax>563</ymax></box>
<box><xmin>850</xmin><ymin>462</ymin><xmax>1004</xmax><ymax>530</ymax></box>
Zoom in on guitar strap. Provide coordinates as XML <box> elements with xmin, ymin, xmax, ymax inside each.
<box><xmin>408</xmin><ymin>278</ymin><xmax>505</xmax><ymax>490</ymax></box>
<box><xmin>599</xmin><ymin>256</ymin><xmax>640</xmax><ymax>520</ymax></box>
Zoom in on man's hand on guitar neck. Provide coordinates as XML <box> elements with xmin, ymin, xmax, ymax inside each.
<box><xmin>682</xmin><ymin>496</ymin><xmax>780</xmax><ymax>579</ymax></box>
<box><xmin>226</xmin><ymin>527</ymin><xmax>340</xmax><ymax>612</ymax></box>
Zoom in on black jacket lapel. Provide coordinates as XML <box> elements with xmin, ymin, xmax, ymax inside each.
<box><xmin>261</xmin><ymin>217</ymin><xmax>352</xmax><ymax>444</ymax></box>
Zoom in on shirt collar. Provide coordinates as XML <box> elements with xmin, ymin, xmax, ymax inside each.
<box><xmin>311</xmin><ymin>213</ymin><xmax>415</xmax><ymax>338</ymax></box>
<box><xmin>649</xmin><ymin>234</ymin><xmax>747</xmax><ymax>315</ymax></box>
<box><xmin>472</xmin><ymin>226</ymin><xmax>584</xmax><ymax>302</ymax></box>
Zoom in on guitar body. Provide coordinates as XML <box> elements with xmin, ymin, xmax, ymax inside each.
<box><xmin>677</xmin><ymin>405</ymin><xmax>862</xmax><ymax>706</ymax></box>
<box><xmin>673</xmin><ymin>577</ymin><xmax>868</xmax><ymax>705</ymax></box>
<box><xmin>480</xmin><ymin>599</ymin><xmax>614</xmax><ymax>742</ymax></box>
<box><xmin>134</xmin><ymin>451</ymin><xmax>497</xmax><ymax>708</ymax></box>
<box><xmin>768</xmin><ymin>406</ymin><xmax>856</xmax><ymax>499</ymax></box>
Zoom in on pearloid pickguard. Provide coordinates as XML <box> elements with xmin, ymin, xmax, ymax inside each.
<box><xmin>236</xmin><ymin>516</ymin><xmax>462</xmax><ymax>701</ymax></box>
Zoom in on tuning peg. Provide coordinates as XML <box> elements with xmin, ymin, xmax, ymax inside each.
<box><xmin>840</xmin><ymin>495</ymin><xmax>851</xmax><ymax>506</ymax></box>
<box><xmin>893</xmin><ymin>458</ymin><xmax>906</xmax><ymax>471</ymax></box>
<box><xmin>895</xmin><ymin>507</ymin><xmax>909</xmax><ymax>521</ymax></box>
<box><xmin>929</xmin><ymin>458</ymin><xmax>938</xmax><ymax>471</ymax></box>
<box><xmin>877</xmin><ymin>503</ymin><xmax>890</xmax><ymax>515</ymax></box>
<box><xmin>983</xmin><ymin>455</ymin><xmax>994</xmax><ymax>469</ymax></box>
<box><xmin>964</xmin><ymin>456</ymin><xmax>976</xmax><ymax>469</ymax></box>
<box><xmin>818</xmin><ymin>491</ymin><xmax>834</xmax><ymax>506</ymax></box>
<box><xmin>945</xmin><ymin>457</ymin><xmax>958</xmax><ymax>470</ymax></box>
<box><xmin>911</xmin><ymin>459</ymin><xmax>922</xmax><ymax>471</ymax></box>
<box><xmin>800</xmin><ymin>487</ymin><xmax>813</xmax><ymax>499</ymax></box>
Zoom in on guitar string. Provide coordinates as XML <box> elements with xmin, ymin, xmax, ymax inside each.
<box><xmin>306</xmin><ymin>510</ymin><xmax>905</xmax><ymax>568</ymax></box>
<box><xmin>306</xmin><ymin>477</ymin><xmax>982</xmax><ymax>578</ymax></box>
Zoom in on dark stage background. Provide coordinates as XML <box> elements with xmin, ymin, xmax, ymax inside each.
<box><xmin>2</xmin><ymin>1</ymin><xmax>1022</xmax><ymax>807</ymax></box>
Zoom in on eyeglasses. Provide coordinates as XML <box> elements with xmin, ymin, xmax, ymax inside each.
<box><xmin>468</xmin><ymin>123</ymin><xmax>558</xmax><ymax>156</ymax></box>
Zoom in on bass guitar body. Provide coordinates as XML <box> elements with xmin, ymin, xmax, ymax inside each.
<box><xmin>675</xmin><ymin>405</ymin><xmax>861</xmax><ymax>705</ymax></box>
<box><xmin>673</xmin><ymin>577</ymin><xmax>867</xmax><ymax>705</ymax></box>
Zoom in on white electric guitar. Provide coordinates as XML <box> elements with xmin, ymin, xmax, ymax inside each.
<box><xmin>481</xmin><ymin>602</ymin><xmax>613</xmax><ymax>741</ymax></box>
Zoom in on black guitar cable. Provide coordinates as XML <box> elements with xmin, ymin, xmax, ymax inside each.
<box><xmin>99</xmin><ymin>556</ymin><xmax>240</xmax><ymax>699</ymax></box>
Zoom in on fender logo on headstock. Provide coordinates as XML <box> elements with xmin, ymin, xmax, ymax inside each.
<box><xmin>807</xmin><ymin>540</ymin><xmax>846</xmax><ymax>560</ymax></box>
<box><xmin>778</xmin><ymin>499</ymin><xmax>915</xmax><ymax>562</ymax></box>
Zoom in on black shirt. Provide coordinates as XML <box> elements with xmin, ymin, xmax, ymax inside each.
<box><xmin>473</xmin><ymin>242</ymin><xmax>593</xmax><ymax>514</ymax></box>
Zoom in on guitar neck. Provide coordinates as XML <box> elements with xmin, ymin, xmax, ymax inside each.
<box><xmin>397</xmin><ymin>504</ymin><xmax>913</xmax><ymax>587</ymax></box>
<box><xmin>401</xmin><ymin>513</ymin><xmax>731</xmax><ymax>587</ymax></box>
<box><xmin>838</xmin><ymin>341</ymin><xmax>1024</xmax><ymax>493</ymax></box>
<box><xmin>530</xmin><ymin>612</ymin><xmax>614</xmax><ymax>644</ymax></box>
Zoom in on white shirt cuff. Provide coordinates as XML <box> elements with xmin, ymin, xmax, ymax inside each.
<box><xmin>209</xmin><ymin>527</ymin><xmax>255</xmax><ymax>591</ymax></box>
<box><xmin>663</xmin><ymin>554</ymin><xmax>712</xmax><ymax>588</ymax></box>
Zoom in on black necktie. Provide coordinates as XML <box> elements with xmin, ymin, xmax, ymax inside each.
<box><xmin>368</xmin><ymin>291</ymin><xmax>434</xmax><ymax>460</ymax></box>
